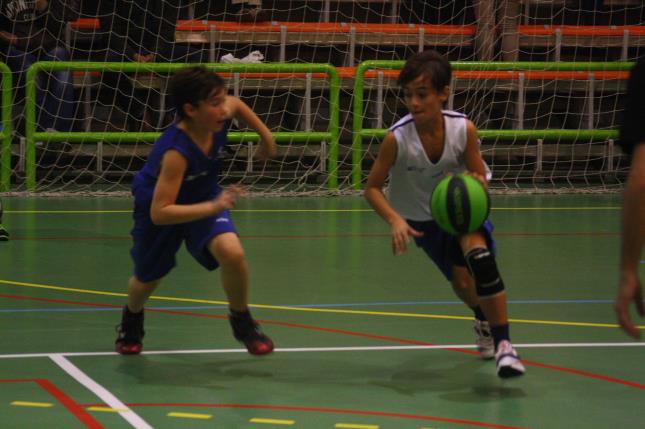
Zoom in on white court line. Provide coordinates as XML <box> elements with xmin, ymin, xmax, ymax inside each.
<box><xmin>49</xmin><ymin>354</ymin><xmax>152</xmax><ymax>429</ymax></box>
<box><xmin>0</xmin><ymin>342</ymin><xmax>643</xmax><ymax>360</ymax></box>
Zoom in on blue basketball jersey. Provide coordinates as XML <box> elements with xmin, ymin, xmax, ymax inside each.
<box><xmin>132</xmin><ymin>122</ymin><xmax>230</xmax><ymax>203</ymax></box>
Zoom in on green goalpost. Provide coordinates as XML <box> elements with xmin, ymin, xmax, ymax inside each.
<box><xmin>0</xmin><ymin>63</ymin><xmax>12</xmax><ymax>192</ymax></box>
<box><xmin>22</xmin><ymin>62</ymin><xmax>341</xmax><ymax>192</ymax></box>
<box><xmin>8</xmin><ymin>59</ymin><xmax>635</xmax><ymax>193</ymax></box>
<box><xmin>352</xmin><ymin>60</ymin><xmax>631</xmax><ymax>191</ymax></box>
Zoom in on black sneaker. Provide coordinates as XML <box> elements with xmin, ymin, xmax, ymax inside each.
<box><xmin>115</xmin><ymin>306</ymin><xmax>145</xmax><ymax>354</ymax></box>
<box><xmin>229</xmin><ymin>311</ymin><xmax>274</xmax><ymax>355</ymax></box>
<box><xmin>0</xmin><ymin>224</ymin><xmax>8</xmax><ymax>241</ymax></box>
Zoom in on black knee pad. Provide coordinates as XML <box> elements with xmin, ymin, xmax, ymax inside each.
<box><xmin>465</xmin><ymin>247</ymin><xmax>505</xmax><ymax>297</ymax></box>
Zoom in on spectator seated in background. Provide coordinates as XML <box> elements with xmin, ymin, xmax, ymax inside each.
<box><xmin>99</xmin><ymin>0</ymin><xmax>208</xmax><ymax>131</ymax></box>
<box><xmin>232</xmin><ymin>0</ymin><xmax>269</xmax><ymax>23</ymax></box>
<box><xmin>0</xmin><ymin>0</ymin><xmax>77</xmax><ymax>133</ymax></box>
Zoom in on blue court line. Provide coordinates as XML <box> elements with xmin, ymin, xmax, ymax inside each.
<box><xmin>0</xmin><ymin>299</ymin><xmax>615</xmax><ymax>314</ymax></box>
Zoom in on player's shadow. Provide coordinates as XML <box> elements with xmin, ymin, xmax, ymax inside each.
<box><xmin>113</xmin><ymin>350</ymin><xmax>526</xmax><ymax>403</ymax></box>
<box><xmin>114</xmin><ymin>353</ymin><xmax>441</xmax><ymax>391</ymax></box>
<box><xmin>441</xmin><ymin>383</ymin><xmax>527</xmax><ymax>403</ymax></box>
<box><xmin>115</xmin><ymin>355</ymin><xmax>276</xmax><ymax>389</ymax></box>
<box><xmin>368</xmin><ymin>354</ymin><xmax>527</xmax><ymax>402</ymax></box>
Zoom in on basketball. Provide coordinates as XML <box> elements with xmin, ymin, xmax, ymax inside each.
<box><xmin>430</xmin><ymin>173</ymin><xmax>490</xmax><ymax>235</ymax></box>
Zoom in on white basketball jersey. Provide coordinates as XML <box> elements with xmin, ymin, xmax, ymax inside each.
<box><xmin>386</xmin><ymin>110</ymin><xmax>489</xmax><ymax>222</ymax></box>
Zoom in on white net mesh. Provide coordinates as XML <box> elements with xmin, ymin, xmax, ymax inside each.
<box><xmin>0</xmin><ymin>0</ymin><xmax>643</xmax><ymax>194</ymax></box>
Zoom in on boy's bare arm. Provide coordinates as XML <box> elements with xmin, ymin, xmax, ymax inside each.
<box><xmin>364</xmin><ymin>133</ymin><xmax>422</xmax><ymax>255</ymax></box>
<box><xmin>364</xmin><ymin>133</ymin><xmax>400</xmax><ymax>224</ymax></box>
<box><xmin>150</xmin><ymin>150</ymin><xmax>239</xmax><ymax>225</ymax></box>
<box><xmin>463</xmin><ymin>120</ymin><xmax>488</xmax><ymax>186</ymax></box>
<box><xmin>616</xmin><ymin>143</ymin><xmax>645</xmax><ymax>338</ymax></box>
<box><xmin>228</xmin><ymin>96</ymin><xmax>277</xmax><ymax>160</ymax></box>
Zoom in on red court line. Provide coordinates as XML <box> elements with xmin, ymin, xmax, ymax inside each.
<box><xmin>84</xmin><ymin>402</ymin><xmax>525</xmax><ymax>429</ymax></box>
<box><xmin>1</xmin><ymin>294</ymin><xmax>643</xmax><ymax>390</ymax></box>
<box><xmin>1</xmin><ymin>379</ymin><xmax>104</xmax><ymax>428</ymax></box>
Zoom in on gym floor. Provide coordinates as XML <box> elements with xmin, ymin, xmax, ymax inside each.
<box><xmin>0</xmin><ymin>194</ymin><xmax>643</xmax><ymax>429</ymax></box>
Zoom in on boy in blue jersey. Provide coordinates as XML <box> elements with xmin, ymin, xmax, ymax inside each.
<box><xmin>364</xmin><ymin>50</ymin><xmax>525</xmax><ymax>378</ymax></box>
<box><xmin>116</xmin><ymin>66</ymin><xmax>277</xmax><ymax>356</ymax></box>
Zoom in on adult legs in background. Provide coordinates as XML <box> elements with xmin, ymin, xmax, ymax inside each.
<box><xmin>4</xmin><ymin>46</ymin><xmax>74</xmax><ymax>132</ymax></box>
<box><xmin>40</xmin><ymin>47</ymin><xmax>74</xmax><ymax>132</ymax></box>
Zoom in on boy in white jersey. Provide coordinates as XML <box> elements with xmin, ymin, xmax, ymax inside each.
<box><xmin>364</xmin><ymin>50</ymin><xmax>525</xmax><ymax>378</ymax></box>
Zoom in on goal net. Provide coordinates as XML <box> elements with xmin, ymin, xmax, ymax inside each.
<box><xmin>1</xmin><ymin>0</ymin><xmax>643</xmax><ymax>194</ymax></box>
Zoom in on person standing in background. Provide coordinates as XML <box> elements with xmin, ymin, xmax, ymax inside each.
<box><xmin>0</xmin><ymin>0</ymin><xmax>77</xmax><ymax>132</ymax></box>
<box><xmin>615</xmin><ymin>57</ymin><xmax>645</xmax><ymax>339</ymax></box>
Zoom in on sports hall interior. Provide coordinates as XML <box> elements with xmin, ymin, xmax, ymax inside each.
<box><xmin>0</xmin><ymin>1</ymin><xmax>643</xmax><ymax>428</ymax></box>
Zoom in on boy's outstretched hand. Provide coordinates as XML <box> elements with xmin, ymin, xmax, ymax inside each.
<box><xmin>255</xmin><ymin>138</ymin><xmax>278</xmax><ymax>161</ymax></box>
<box><xmin>213</xmin><ymin>184</ymin><xmax>246</xmax><ymax>212</ymax></box>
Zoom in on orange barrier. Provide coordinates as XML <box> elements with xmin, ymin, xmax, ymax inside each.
<box><xmin>67</xmin><ymin>19</ymin><xmax>642</xmax><ymax>40</ymax></box>
<box><xmin>452</xmin><ymin>70</ymin><xmax>629</xmax><ymax>80</ymax></box>
<box><xmin>69</xmin><ymin>18</ymin><xmax>100</xmax><ymax>30</ymax></box>
<box><xmin>71</xmin><ymin>68</ymin><xmax>628</xmax><ymax>82</ymax></box>
<box><xmin>175</xmin><ymin>20</ymin><xmax>476</xmax><ymax>35</ymax></box>
<box><xmin>517</xmin><ymin>25</ymin><xmax>645</xmax><ymax>37</ymax></box>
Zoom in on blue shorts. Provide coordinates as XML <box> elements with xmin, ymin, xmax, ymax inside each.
<box><xmin>130</xmin><ymin>199</ymin><xmax>238</xmax><ymax>282</ymax></box>
<box><xmin>407</xmin><ymin>219</ymin><xmax>496</xmax><ymax>281</ymax></box>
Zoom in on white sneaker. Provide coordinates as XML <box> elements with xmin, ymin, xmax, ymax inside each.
<box><xmin>473</xmin><ymin>319</ymin><xmax>494</xmax><ymax>360</ymax></box>
<box><xmin>495</xmin><ymin>340</ymin><xmax>526</xmax><ymax>378</ymax></box>
<box><xmin>240</xmin><ymin>50</ymin><xmax>264</xmax><ymax>63</ymax></box>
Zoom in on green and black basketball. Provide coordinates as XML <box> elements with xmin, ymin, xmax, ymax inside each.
<box><xmin>430</xmin><ymin>173</ymin><xmax>490</xmax><ymax>235</ymax></box>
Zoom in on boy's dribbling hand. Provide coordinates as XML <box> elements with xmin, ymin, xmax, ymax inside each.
<box><xmin>212</xmin><ymin>184</ymin><xmax>246</xmax><ymax>212</ymax></box>
<box><xmin>391</xmin><ymin>218</ymin><xmax>423</xmax><ymax>256</ymax></box>
<box><xmin>465</xmin><ymin>171</ymin><xmax>488</xmax><ymax>189</ymax></box>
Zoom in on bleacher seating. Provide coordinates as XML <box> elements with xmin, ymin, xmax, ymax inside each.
<box><xmin>58</xmin><ymin>14</ymin><xmax>636</xmax><ymax>136</ymax></box>
<box><xmin>174</xmin><ymin>20</ymin><xmax>476</xmax><ymax>64</ymax></box>
<box><xmin>517</xmin><ymin>25</ymin><xmax>645</xmax><ymax>61</ymax></box>
<box><xmin>6</xmin><ymin>0</ymin><xmax>639</xmax><ymax>190</ymax></box>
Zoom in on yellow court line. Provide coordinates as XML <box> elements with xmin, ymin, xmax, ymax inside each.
<box><xmin>11</xmin><ymin>401</ymin><xmax>54</xmax><ymax>408</ymax></box>
<box><xmin>5</xmin><ymin>210</ymin><xmax>132</xmax><ymax>214</ymax></box>
<box><xmin>167</xmin><ymin>412</ymin><xmax>213</xmax><ymax>420</ymax></box>
<box><xmin>87</xmin><ymin>406</ymin><xmax>129</xmax><ymax>413</ymax></box>
<box><xmin>250</xmin><ymin>418</ymin><xmax>296</xmax><ymax>425</ymax></box>
<box><xmin>335</xmin><ymin>423</ymin><xmax>379</xmax><ymax>429</ymax></box>
<box><xmin>0</xmin><ymin>279</ymin><xmax>127</xmax><ymax>299</ymax></box>
<box><xmin>1</xmin><ymin>278</ymin><xmax>642</xmax><ymax>330</ymax></box>
<box><xmin>493</xmin><ymin>206</ymin><xmax>620</xmax><ymax>210</ymax></box>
